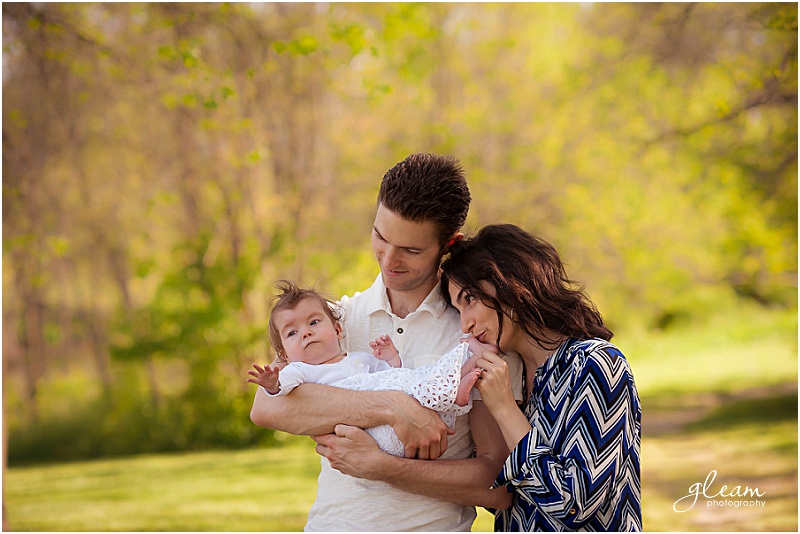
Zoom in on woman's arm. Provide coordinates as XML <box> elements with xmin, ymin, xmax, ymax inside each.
<box><xmin>492</xmin><ymin>348</ymin><xmax>641</xmax><ymax>529</ymax></box>
<box><xmin>250</xmin><ymin>384</ymin><xmax>453</xmax><ymax>459</ymax></box>
<box><xmin>473</xmin><ymin>352</ymin><xmax>532</xmax><ymax>450</ymax></box>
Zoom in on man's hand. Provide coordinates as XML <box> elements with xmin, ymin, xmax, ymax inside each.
<box><xmin>386</xmin><ymin>393</ymin><xmax>454</xmax><ymax>459</ymax></box>
<box><xmin>313</xmin><ymin>425</ymin><xmax>389</xmax><ymax>480</ymax></box>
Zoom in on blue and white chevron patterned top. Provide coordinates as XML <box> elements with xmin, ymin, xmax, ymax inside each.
<box><xmin>492</xmin><ymin>337</ymin><xmax>642</xmax><ymax>531</ymax></box>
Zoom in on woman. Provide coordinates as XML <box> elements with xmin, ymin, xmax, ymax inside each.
<box><xmin>441</xmin><ymin>223</ymin><xmax>642</xmax><ymax>531</ymax></box>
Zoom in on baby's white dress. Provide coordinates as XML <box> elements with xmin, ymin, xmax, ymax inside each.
<box><xmin>333</xmin><ymin>342</ymin><xmax>473</xmax><ymax>456</ymax></box>
<box><xmin>265</xmin><ymin>342</ymin><xmax>473</xmax><ymax>457</ymax></box>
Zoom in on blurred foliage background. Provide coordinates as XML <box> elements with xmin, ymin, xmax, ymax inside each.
<box><xmin>2</xmin><ymin>1</ymin><xmax>796</xmax><ymax>470</ymax></box>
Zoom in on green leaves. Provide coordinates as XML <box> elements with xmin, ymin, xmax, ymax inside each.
<box><xmin>3</xmin><ymin>1</ymin><xmax>796</xmax><ymax>460</ymax></box>
<box><xmin>110</xmin><ymin>232</ymin><xmax>262</xmax><ymax>365</ymax></box>
<box><xmin>272</xmin><ymin>35</ymin><xmax>319</xmax><ymax>56</ymax></box>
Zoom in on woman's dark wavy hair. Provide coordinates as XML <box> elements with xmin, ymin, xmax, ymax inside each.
<box><xmin>440</xmin><ymin>224</ymin><xmax>612</xmax><ymax>352</ymax></box>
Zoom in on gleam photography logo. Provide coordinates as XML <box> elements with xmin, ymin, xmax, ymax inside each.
<box><xmin>673</xmin><ymin>470</ymin><xmax>766</xmax><ymax>512</ymax></box>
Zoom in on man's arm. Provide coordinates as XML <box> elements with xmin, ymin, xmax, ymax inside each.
<box><xmin>313</xmin><ymin>400</ymin><xmax>513</xmax><ymax>509</ymax></box>
<box><xmin>250</xmin><ymin>384</ymin><xmax>453</xmax><ymax>458</ymax></box>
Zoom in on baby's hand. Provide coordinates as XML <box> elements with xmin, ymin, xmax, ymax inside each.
<box><xmin>247</xmin><ymin>363</ymin><xmax>281</xmax><ymax>395</ymax></box>
<box><xmin>370</xmin><ymin>334</ymin><xmax>400</xmax><ymax>366</ymax></box>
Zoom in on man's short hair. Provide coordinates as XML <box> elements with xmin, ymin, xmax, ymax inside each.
<box><xmin>378</xmin><ymin>153</ymin><xmax>471</xmax><ymax>244</ymax></box>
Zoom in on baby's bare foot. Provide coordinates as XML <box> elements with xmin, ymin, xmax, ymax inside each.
<box><xmin>455</xmin><ymin>367</ymin><xmax>482</xmax><ymax>406</ymax></box>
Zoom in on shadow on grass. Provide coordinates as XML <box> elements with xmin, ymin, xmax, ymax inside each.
<box><xmin>640</xmin><ymin>383</ymin><xmax>798</xmax><ymax>532</ymax></box>
<box><xmin>641</xmin><ymin>381</ymin><xmax>798</xmax><ymax>437</ymax></box>
<box><xmin>686</xmin><ymin>390</ymin><xmax>797</xmax><ymax>433</ymax></box>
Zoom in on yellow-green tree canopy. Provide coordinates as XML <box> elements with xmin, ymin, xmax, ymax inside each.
<box><xmin>3</xmin><ymin>2</ymin><xmax>796</xmax><ymax>456</ymax></box>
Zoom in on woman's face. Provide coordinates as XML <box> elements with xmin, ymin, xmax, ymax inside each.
<box><xmin>447</xmin><ymin>280</ymin><xmax>516</xmax><ymax>352</ymax></box>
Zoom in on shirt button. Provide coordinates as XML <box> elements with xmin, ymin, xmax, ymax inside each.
<box><xmin>397</xmin><ymin>327</ymin><xmax>404</xmax><ymax>334</ymax></box>
<box><xmin>569</xmin><ymin>508</ymin><xmax>576</xmax><ymax>515</ymax></box>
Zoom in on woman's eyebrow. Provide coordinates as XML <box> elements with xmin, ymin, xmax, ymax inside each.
<box><xmin>454</xmin><ymin>288</ymin><xmax>467</xmax><ymax>305</ymax></box>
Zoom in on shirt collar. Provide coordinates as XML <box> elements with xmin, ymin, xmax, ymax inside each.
<box><xmin>364</xmin><ymin>273</ymin><xmax>449</xmax><ymax>319</ymax></box>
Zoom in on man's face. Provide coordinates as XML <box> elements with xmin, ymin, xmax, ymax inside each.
<box><xmin>371</xmin><ymin>204</ymin><xmax>443</xmax><ymax>294</ymax></box>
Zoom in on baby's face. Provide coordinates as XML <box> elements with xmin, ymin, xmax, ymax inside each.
<box><xmin>274</xmin><ymin>297</ymin><xmax>343</xmax><ymax>365</ymax></box>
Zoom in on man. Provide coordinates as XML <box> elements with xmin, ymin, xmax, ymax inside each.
<box><xmin>250</xmin><ymin>153</ymin><xmax>518</xmax><ymax>531</ymax></box>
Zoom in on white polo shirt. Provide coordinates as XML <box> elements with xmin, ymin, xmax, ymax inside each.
<box><xmin>305</xmin><ymin>274</ymin><xmax>476</xmax><ymax>532</ymax></box>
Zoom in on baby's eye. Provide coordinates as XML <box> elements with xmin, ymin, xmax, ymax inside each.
<box><xmin>287</xmin><ymin>330</ymin><xmax>297</xmax><ymax>337</ymax></box>
<box><xmin>310</xmin><ymin>319</ymin><xmax>320</xmax><ymax>326</ymax></box>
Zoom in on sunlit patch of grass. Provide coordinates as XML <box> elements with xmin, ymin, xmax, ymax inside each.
<box><xmin>6</xmin><ymin>437</ymin><xmax>500</xmax><ymax>532</ymax></box>
<box><xmin>615</xmin><ymin>305</ymin><xmax>798</xmax><ymax>530</ymax></box>
<box><xmin>618</xmin><ymin>304</ymin><xmax>797</xmax><ymax>397</ymax></box>
<box><xmin>641</xmin><ymin>376</ymin><xmax>797</xmax><ymax>532</ymax></box>
<box><xmin>642</xmin><ymin>418</ymin><xmax>797</xmax><ymax>532</ymax></box>
<box><xmin>7</xmin><ymin>415</ymin><xmax>796</xmax><ymax>532</ymax></box>
<box><xmin>6</xmin><ymin>439</ymin><xmax>321</xmax><ymax>531</ymax></box>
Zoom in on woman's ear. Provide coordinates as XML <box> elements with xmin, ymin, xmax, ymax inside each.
<box><xmin>335</xmin><ymin>322</ymin><xmax>344</xmax><ymax>340</ymax></box>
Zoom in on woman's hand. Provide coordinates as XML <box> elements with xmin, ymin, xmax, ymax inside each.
<box><xmin>475</xmin><ymin>352</ymin><xmax>532</xmax><ymax>451</ymax></box>
<box><xmin>474</xmin><ymin>352</ymin><xmax>516</xmax><ymax>413</ymax></box>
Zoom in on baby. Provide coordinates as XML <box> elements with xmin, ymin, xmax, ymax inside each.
<box><xmin>247</xmin><ymin>280</ymin><xmax>482</xmax><ymax>457</ymax></box>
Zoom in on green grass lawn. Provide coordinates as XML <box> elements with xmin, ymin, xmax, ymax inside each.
<box><xmin>3</xmin><ymin>439</ymin><xmax>496</xmax><ymax>531</ymax></box>
<box><xmin>5</xmin><ymin>305</ymin><xmax>797</xmax><ymax>531</ymax></box>
<box><xmin>6</xmin><ymin>399</ymin><xmax>795</xmax><ymax>532</ymax></box>
<box><xmin>5</xmin><ymin>441</ymin><xmax>321</xmax><ymax>531</ymax></box>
